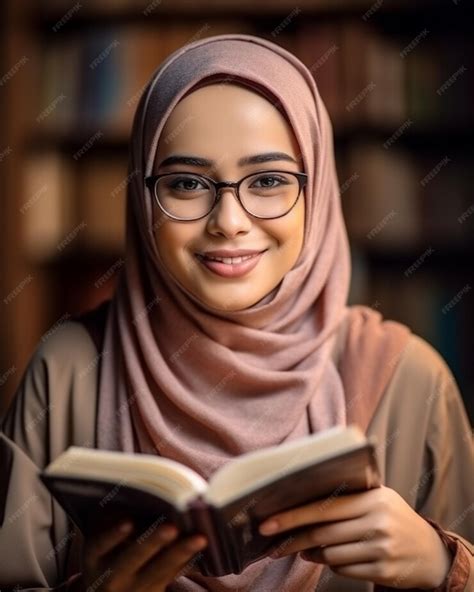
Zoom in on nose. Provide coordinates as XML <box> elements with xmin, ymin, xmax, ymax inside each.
<box><xmin>206</xmin><ymin>186</ymin><xmax>252</xmax><ymax>237</ymax></box>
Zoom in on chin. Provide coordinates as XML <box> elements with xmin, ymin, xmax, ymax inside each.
<box><xmin>197</xmin><ymin>290</ymin><xmax>262</xmax><ymax>312</ymax></box>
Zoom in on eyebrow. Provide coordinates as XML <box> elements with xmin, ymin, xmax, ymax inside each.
<box><xmin>157</xmin><ymin>152</ymin><xmax>299</xmax><ymax>169</ymax></box>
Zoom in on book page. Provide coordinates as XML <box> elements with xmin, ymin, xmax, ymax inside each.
<box><xmin>44</xmin><ymin>447</ymin><xmax>208</xmax><ymax>508</ymax></box>
<box><xmin>205</xmin><ymin>425</ymin><xmax>368</xmax><ymax>506</ymax></box>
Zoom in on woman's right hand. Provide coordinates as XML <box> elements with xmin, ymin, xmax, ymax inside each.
<box><xmin>73</xmin><ymin>519</ymin><xmax>208</xmax><ymax>592</ymax></box>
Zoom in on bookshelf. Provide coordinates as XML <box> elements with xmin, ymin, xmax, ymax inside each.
<box><xmin>1</xmin><ymin>1</ymin><xmax>473</xmax><ymax>424</ymax></box>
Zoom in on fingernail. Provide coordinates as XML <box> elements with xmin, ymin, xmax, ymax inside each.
<box><xmin>119</xmin><ymin>522</ymin><xmax>133</xmax><ymax>533</ymax></box>
<box><xmin>160</xmin><ymin>526</ymin><xmax>177</xmax><ymax>541</ymax></box>
<box><xmin>188</xmin><ymin>536</ymin><xmax>207</xmax><ymax>551</ymax></box>
<box><xmin>260</xmin><ymin>520</ymin><xmax>279</xmax><ymax>535</ymax></box>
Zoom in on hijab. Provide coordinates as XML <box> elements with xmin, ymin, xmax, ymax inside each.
<box><xmin>96</xmin><ymin>33</ymin><xmax>411</xmax><ymax>591</ymax></box>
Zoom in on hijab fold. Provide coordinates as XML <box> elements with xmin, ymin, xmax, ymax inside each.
<box><xmin>96</xmin><ymin>33</ymin><xmax>411</xmax><ymax>591</ymax></box>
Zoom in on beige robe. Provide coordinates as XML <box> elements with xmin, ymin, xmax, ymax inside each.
<box><xmin>1</xmin><ymin>313</ymin><xmax>473</xmax><ymax>591</ymax></box>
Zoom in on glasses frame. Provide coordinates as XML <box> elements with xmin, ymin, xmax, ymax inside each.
<box><xmin>144</xmin><ymin>169</ymin><xmax>308</xmax><ymax>221</ymax></box>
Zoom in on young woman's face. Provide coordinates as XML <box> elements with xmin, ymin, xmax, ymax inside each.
<box><xmin>152</xmin><ymin>82</ymin><xmax>305</xmax><ymax>311</ymax></box>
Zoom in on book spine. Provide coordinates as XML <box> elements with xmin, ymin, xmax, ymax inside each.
<box><xmin>188</xmin><ymin>498</ymin><xmax>234</xmax><ymax>576</ymax></box>
<box><xmin>367</xmin><ymin>440</ymin><xmax>383</xmax><ymax>488</ymax></box>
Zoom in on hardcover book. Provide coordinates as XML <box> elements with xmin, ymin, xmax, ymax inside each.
<box><xmin>39</xmin><ymin>424</ymin><xmax>381</xmax><ymax>576</ymax></box>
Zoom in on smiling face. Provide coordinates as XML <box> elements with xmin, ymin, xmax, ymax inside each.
<box><xmin>151</xmin><ymin>82</ymin><xmax>306</xmax><ymax>311</ymax></box>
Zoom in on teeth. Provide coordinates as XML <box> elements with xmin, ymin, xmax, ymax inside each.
<box><xmin>200</xmin><ymin>253</ymin><xmax>258</xmax><ymax>264</ymax></box>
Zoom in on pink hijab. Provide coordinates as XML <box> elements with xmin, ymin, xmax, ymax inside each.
<box><xmin>96</xmin><ymin>33</ymin><xmax>411</xmax><ymax>591</ymax></box>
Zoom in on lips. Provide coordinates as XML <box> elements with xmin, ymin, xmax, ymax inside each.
<box><xmin>195</xmin><ymin>249</ymin><xmax>267</xmax><ymax>278</ymax></box>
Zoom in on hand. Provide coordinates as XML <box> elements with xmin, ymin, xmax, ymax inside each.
<box><xmin>258</xmin><ymin>485</ymin><xmax>453</xmax><ymax>589</ymax></box>
<box><xmin>74</xmin><ymin>518</ymin><xmax>207</xmax><ymax>592</ymax></box>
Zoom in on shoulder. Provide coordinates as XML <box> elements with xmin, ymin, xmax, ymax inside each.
<box><xmin>17</xmin><ymin>318</ymin><xmax>102</xmax><ymax>402</ymax></box>
<box><xmin>374</xmin><ymin>329</ymin><xmax>469</xmax><ymax>438</ymax></box>
<box><xmin>1</xmin><ymin>311</ymin><xmax>104</xmax><ymax>465</ymax></box>
<box><xmin>35</xmin><ymin>299</ymin><xmax>110</xmax><ymax>369</ymax></box>
<box><xmin>368</xmin><ymin>331</ymin><xmax>473</xmax><ymax>506</ymax></box>
<box><xmin>378</xmin><ymin>330</ymin><xmax>461</xmax><ymax>417</ymax></box>
<box><xmin>394</xmin><ymin>332</ymin><xmax>456</xmax><ymax>393</ymax></box>
<box><xmin>35</xmin><ymin>317</ymin><xmax>99</xmax><ymax>365</ymax></box>
<box><xmin>27</xmin><ymin>298</ymin><xmax>110</xmax><ymax>379</ymax></box>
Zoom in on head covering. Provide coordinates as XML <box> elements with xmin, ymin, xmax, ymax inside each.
<box><xmin>96</xmin><ymin>33</ymin><xmax>411</xmax><ymax>591</ymax></box>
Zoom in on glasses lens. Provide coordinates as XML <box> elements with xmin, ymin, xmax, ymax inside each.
<box><xmin>240</xmin><ymin>171</ymin><xmax>300</xmax><ymax>217</ymax></box>
<box><xmin>153</xmin><ymin>171</ymin><xmax>302</xmax><ymax>220</ymax></box>
<box><xmin>155</xmin><ymin>173</ymin><xmax>214</xmax><ymax>220</ymax></box>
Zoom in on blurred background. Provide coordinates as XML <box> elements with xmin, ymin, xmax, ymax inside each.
<box><xmin>1</xmin><ymin>1</ymin><xmax>473</xmax><ymax>425</ymax></box>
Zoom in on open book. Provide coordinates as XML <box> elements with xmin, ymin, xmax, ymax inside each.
<box><xmin>39</xmin><ymin>424</ymin><xmax>381</xmax><ymax>576</ymax></box>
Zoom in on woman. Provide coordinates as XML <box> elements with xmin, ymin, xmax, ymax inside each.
<box><xmin>1</xmin><ymin>33</ymin><xmax>473</xmax><ymax>591</ymax></box>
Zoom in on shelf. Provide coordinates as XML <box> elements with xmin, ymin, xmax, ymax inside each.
<box><xmin>29</xmin><ymin>122</ymin><xmax>474</xmax><ymax>156</ymax></box>
<box><xmin>334</xmin><ymin>124</ymin><xmax>474</xmax><ymax>152</ymax></box>
<box><xmin>352</xmin><ymin>243</ymin><xmax>474</xmax><ymax>269</ymax></box>
<box><xmin>31</xmin><ymin>244</ymin><xmax>124</xmax><ymax>269</ymax></box>
<box><xmin>36</xmin><ymin>0</ymin><xmax>439</xmax><ymax>30</ymax></box>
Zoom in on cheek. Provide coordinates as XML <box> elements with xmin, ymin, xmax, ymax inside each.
<box><xmin>153</xmin><ymin>220</ymin><xmax>203</xmax><ymax>271</ymax></box>
<box><xmin>264</xmin><ymin>200</ymin><xmax>305</xmax><ymax>259</ymax></box>
<box><xmin>154</xmin><ymin>223</ymin><xmax>184</xmax><ymax>266</ymax></box>
<box><xmin>286</xmin><ymin>200</ymin><xmax>305</xmax><ymax>258</ymax></box>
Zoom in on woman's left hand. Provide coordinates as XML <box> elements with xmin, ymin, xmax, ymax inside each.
<box><xmin>258</xmin><ymin>484</ymin><xmax>453</xmax><ymax>589</ymax></box>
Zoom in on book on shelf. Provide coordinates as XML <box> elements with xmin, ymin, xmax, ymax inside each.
<box><xmin>39</xmin><ymin>424</ymin><xmax>381</xmax><ymax>577</ymax></box>
<box><xmin>340</xmin><ymin>22</ymin><xmax>405</xmax><ymax>128</ymax></box>
<box><xmin>22</xmin><ymin>151</ymin><xmax>75</xmax><ymax>260</ymax></box>
<box><xmin>77</xmin><ymin>158</ymin><xmax>127</xmax><ymax>251</ymax></box>
<box><xmin>342</xmin><ymin>142</ymin><xmax>420</xmax><ymax>248</ymax></box>
<box><xmin>294</xmin><ymin>22</ymin><xmax>344</xmax><ymax>124</ymax></box>
<box><xmin>418</xmin><ymin>157</ymin><xmax>472</xmax><ymax>246</ymax></box>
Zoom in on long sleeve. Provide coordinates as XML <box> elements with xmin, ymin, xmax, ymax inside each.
<box><xmin>385</xmin><ymin>355</ymin><xmax>474</xmax><ymax>592</ymax></box>
<box><xmin>0</xmin><ymin>434</ymin><xmax>82</xmax><ymax>590</ymax></box>
<box><xmin>0</xmin><ymin>322</ymin><xmax>99</xmax><ymax>590</ymax></box>
<box><xmin>413</xmin><ymin>364</ymin><xmax>474</xmax><ymax>591</ymax></box>
<box><xmin>367</xmin><ymin>332</ymin><xmax>474</xmax><ymax>592</ymax></box>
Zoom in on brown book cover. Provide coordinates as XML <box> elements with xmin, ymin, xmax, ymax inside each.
<box><xmin>39</xmin><ymin>424</ymin><xmax>381</xmax><ymax>576</ymax></box>
<box><xmin>294</xmin><ymin>23</ymin><xmax>344</xmax><ymax>126</ymax></box>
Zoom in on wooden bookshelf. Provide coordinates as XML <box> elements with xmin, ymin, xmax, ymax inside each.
<box><xmin>1</xmin><ymin>0</ymin><xmax>473</xmax><ymax>424</ymax></box>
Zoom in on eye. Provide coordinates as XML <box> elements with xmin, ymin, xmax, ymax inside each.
<box><xmin>250</xmin><ymin>174</ymin><xmax>290</xmax><ymax>188</ymax></box>
<box><xmin>169</xmin><ymin>176</ymin><xmax>209</xmax><ymax>192</ymax></box>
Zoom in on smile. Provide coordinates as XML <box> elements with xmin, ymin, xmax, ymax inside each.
<box><xmin>195</xmin><ymin>250</ymin><xmax>267</xmax><ymax>278</ymax></box>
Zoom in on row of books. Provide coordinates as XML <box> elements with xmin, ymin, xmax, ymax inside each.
<box><xmin>294</xmin><ymin>22</ymin><xmax>473</xmax><ymax>129</ymax></box>
<box><xmin>22</xmin><ymin>152</ymin><xmax>127</xmax><ymax>260</ymax></box>
<box><xmin>36</xmin><ymin>22</ymin><xmax>252</xmax><ymax>139</ymax></box>
<box><xmin>341</xmin><ymin>142</ymin><xmax>473</xmax><ymax>248</ymax></box>
<box><xmin>35</xmin><ymin>20</ymin><xmax>473</xmax><ymax>140</ymax></box>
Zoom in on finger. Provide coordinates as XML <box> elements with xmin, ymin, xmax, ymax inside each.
<box><xmin>271</xmin><ymin>517</ymin><xmax>375</xmax><ymax>558</ymax></box>
<box><xmin>259</xmin><ymin>490</ymin><xmax>373</xmax><ymax>535</ymax></box>
<box><xmin>135</xmin><ymin>534</ymin><xmax>207</xmax><ymax>587</ymax></box>
<box><xmin>85</xmin><ymin>521</ymin><xmax>135</xmax><ymax>563</ymax></box>
<box><xmin>304</xmin><ymin>540</ymin><xmax>381</xmax><ymax>566</ymax></box>
<box><xmin>331</xmin><ymin>560</ymin><xmax>386</xmax><ymax>582</ymax></box>
<box><xmin>110</xmin><ymin>523</ymin><xmax>180</xmax><ymax>577</ymax></box>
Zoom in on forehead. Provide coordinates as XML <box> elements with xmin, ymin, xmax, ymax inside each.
<box><xmin>156</xmin><ymin>83</ymin><xmax>300</xmax><ymax>165</ymax></box>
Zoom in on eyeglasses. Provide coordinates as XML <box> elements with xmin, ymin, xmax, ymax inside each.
<box><xmin>144</xmin><ymin>169</ymin><xmax>308</xmax><ymax>221</ymax></box>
